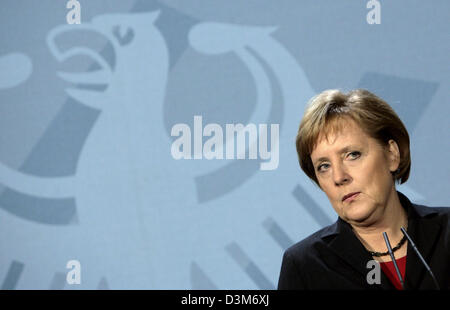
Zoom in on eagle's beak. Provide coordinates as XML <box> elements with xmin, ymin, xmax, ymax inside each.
<box><xmin>46</xmin><ymin>24</ymin><xmax>113</xmax><ymax>104</ymax></box>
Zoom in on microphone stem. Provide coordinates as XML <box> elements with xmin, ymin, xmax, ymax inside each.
<box><xmin>400</xmin><ymin>227</ymin><xmax>440</xmax><ymax>290</ymax></box>
<box><xmin>382</xmin><ymin>232</ymin><xmax>405</xmax><ymax>289</ymax></box>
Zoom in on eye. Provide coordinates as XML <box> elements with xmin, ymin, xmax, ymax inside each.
<box><xmin>317</xmin><ymin>163</ymin><xmax>330</xmax><ymax>173</ymax></box>
<box><xmin>113</xmin><ymin>25</ymin><xmax>134</xmax><ymax>46</ymax></box>
<box><xmin>347</xmin><ymin>151</ymin><xmax>361</xmax><ymax>160</ymax></box>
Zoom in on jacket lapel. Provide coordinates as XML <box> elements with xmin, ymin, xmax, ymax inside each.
<box><xmin>319</xmin><ymin>191</ymin><xmax>440</xmax><ymax>290</ymax></box>
<box><xmin>402</xmin><ymin>200</ymin><xmax>442</xmax><ymax>289</ymax></box>
<box><xmin>321</xmin><ymin>218</ymin><xmax>395</xmax><ymax>289</ymax></box>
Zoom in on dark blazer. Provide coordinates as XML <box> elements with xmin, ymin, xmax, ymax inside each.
<box><xmin>278</xmin><ymin>191</ymin><xmax>450</xmax><ymax>290</ymax></box>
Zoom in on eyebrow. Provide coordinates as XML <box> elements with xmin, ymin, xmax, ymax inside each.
<box><xmin>312</xmin><ymin>145</ymin><xmax>360</xmax><ymax>166</ymax></box>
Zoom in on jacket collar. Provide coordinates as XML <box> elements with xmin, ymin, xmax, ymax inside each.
<box><xmin>318</xmin><ymin>191</ymin><xmax>442</xmax><ymax>289</ymax></box>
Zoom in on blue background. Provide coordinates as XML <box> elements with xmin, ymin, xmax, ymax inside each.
<box><xmin>0</xmin><ymin>0</ymin><xmax>448</xmax><ymax>289</ymax></box>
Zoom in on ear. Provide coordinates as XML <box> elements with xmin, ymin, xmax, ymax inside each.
<box><xmin>386</xmin><ymin>139</ymin><xmax>400</xmax><ymax>173</ymax></box>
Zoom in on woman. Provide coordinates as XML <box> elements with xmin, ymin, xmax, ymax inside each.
<box><xmin>278</xmin><ymin>89</ymin><xmax>449</xmax><ymax>290</ymax></box>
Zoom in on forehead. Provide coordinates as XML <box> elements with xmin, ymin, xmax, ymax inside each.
<box><xmin>311</xmin><ymin>119</ymin><xmax>370</xmax><ymax>158</ymax></box>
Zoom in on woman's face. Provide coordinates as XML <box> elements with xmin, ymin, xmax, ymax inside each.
<box><xmin>310</xmin><ymin>118</ymin><xmax>400</xmax><ymax>226</ymax></box>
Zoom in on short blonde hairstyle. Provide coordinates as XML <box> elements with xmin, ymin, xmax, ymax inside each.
<box><xmin>296</xmin><ymin>89</ymin><xmax>411</xmax><ymax>187</ymax></box>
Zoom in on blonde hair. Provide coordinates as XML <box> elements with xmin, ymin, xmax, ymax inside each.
<box><xmin>296</xmin><ymin>89</ymin><xmax>410</xmax><ymax>187</ymax></box>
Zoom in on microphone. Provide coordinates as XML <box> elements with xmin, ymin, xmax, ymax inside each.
<box><xmin>400</xmin><ymin>226</ymin><xmax>440</xmax><ymax>290</ymax></box>
<box><xmin>382</xmin><ymin>232</ymin><xmax>405</xmax><ymax>289</ymax></box>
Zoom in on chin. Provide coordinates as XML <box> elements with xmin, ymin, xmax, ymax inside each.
<box><xmin>343</xmin><ymin>205</ymin><xmax>374</xmax><ymax>224</ymax></box>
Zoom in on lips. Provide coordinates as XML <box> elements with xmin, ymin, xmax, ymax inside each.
<box><xmin>342</xmin><ymin>192</ymin><xmax>360</xmax><ymax>202</ymax></box>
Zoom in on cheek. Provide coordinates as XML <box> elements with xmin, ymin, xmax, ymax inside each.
<box><xmin>356</xmin><ymin>158</ymin><xmax>394</xmax><ymax>202</ymax></box>
<box><xmin>318</xmin><ymin>177</ymin><xmax>343</xmax><ymax>205</ymax></box>
<box><xmin>321</xmin><ymin>186</ymin><xmax>343</xmax><ymax>212</ymax></box>
<box><xmin>356</xmin><ymin>153</ymin><xmax>389</xmax><ymax>179</ymax></box>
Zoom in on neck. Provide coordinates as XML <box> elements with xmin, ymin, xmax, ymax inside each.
<box><xmin>351</xmin><ymin>189</ymin><xmax>408</xmax><ymax>258</ymax></box>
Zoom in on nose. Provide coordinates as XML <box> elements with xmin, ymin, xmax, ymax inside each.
<box><xmin>333</xmin><ymin>162</ymin><xmax>351</xmax><ymax>186</ymax></box>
